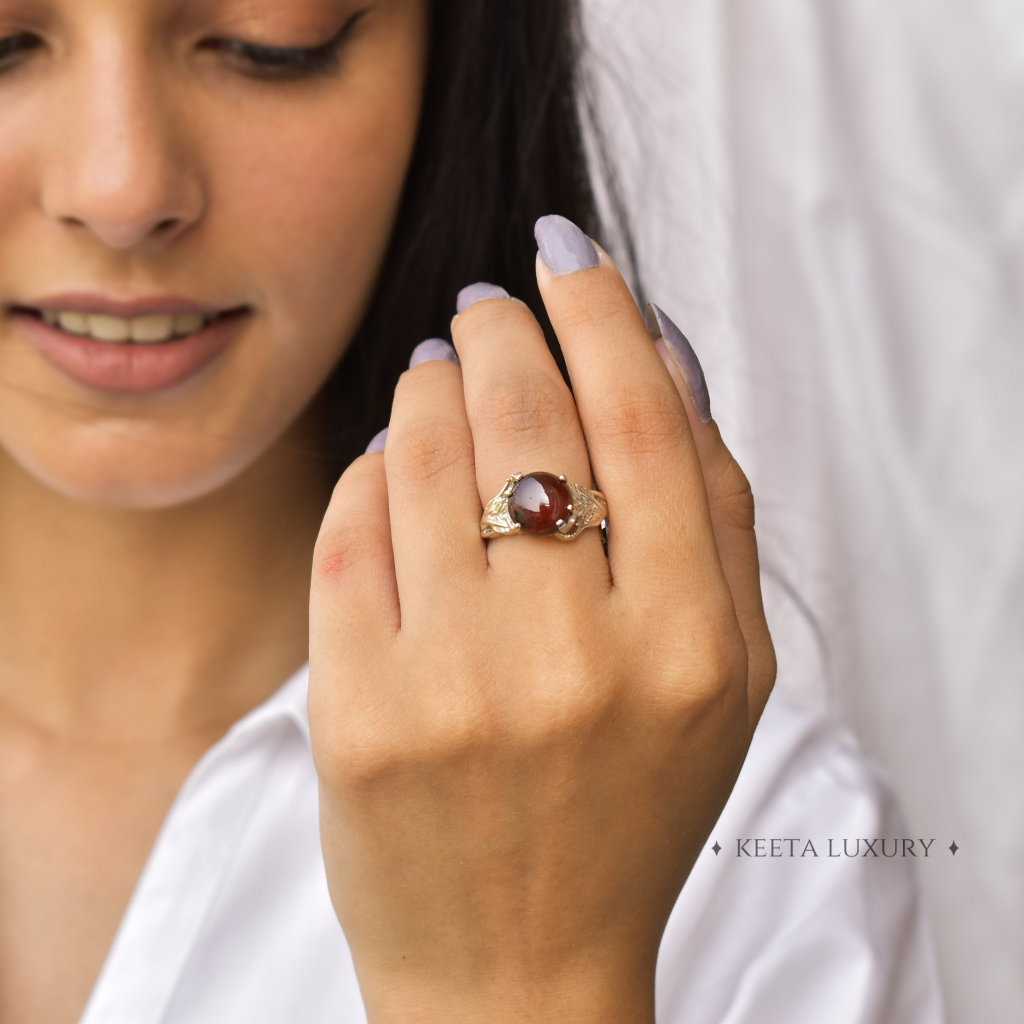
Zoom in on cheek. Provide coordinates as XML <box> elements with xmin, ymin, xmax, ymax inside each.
<box><xmin>213</xmin><ymin>83</ymin><xmax>422</xmax><ymax>365</ymax></box>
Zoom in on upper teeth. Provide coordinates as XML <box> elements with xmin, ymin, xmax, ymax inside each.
<box><xmin>40</xmin><ymin>310</ymin><xmax>212</xmax><ymax>344</ymax></box>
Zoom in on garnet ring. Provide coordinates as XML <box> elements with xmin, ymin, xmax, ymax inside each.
<box><xmin>480</xmin><ymin>472</ymin><xmax>608</xmax><ymax>542</ymax></box>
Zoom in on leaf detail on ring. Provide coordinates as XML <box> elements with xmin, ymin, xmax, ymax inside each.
<box><xmin>566</xmin><ymin>483</ymin><xmax>601</xmax><ymax>531</ymax></box>
<box><xmin>480</xmin><ymin>476</ymin><xmax>520</xmax><ymax>537</ymax></box>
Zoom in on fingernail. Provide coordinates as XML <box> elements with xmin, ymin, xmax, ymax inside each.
<box><xmin>534</xmin><ymin>214</ymin><xmax>600</xmax><ymax>276</ymax></box>
<box><xmin>646</xmin><ymin>304</ymin><xmax>712</xmax><ymax>423</ymax></box>
<box><xmin>365</xmin><ymin>427</ymin><xmax>388</xmax><ymax>454</ymax></box>
<box><xmin>456</xmin><ymin>282</ymin><xmax>510</xmax><ymax>313</ymax></box>
<box><xmin>409</xmin><ymin>338</ymin><xmax>459</xmax><ymax>368</ymax></box>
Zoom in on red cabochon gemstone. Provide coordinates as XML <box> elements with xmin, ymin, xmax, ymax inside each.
<box><xmin>509</xmin><ymin>472</ymin><xmax>574</xmax><ymax>536</ymax></box>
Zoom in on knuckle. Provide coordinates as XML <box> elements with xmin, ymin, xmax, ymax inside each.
<box><xmin>555</xmin><ymin>290</ymin><xmax>626</xmax><ymax>335</ymax></box>
<box><xmin>755</xmin><ymin>641</ymin><xmax>778</xmax><ymax>695</ymax></box>
<box><xmin>318</xmin><ymin>727</ymin><xmax>404</xmax><ymax>790</ymax></box>
<box><xmin>471</xmin><ymin>372</ymin><xmax>576</xmax><ymax>439</ymax></box>
<box><xmin>747</xmin><ymin>629</ymin><xmax>778</xmax><ymax>700</ymax></box>
<box><xmin>313</xmin><ymin>520</ymin><xmax>387</xmax><ymax>582</ymax></box>
<box><xmin>457</xmin><ymin>296</ymin><xmax>536</xmax><ymax>338</ymax></box>
<box><xmin>395</xmin><ymin>361</ymin><xmax>458</xmax><ymax>395</ymax></box>
<box><xmin>336</xmin><ymin>703</ymin><xmax>495</xmax><ymax>787</ymax></box>
<box><xmin>645</xmin><ymin>604</ymin><xmax>748</xmax><ymax>704</ymax></box>
<box><xmin>419</xmin><ymin>703</ymin><xmax>499</xmax><ymax>762</ymax></box>
<box><xmin>314</xmin><ymin>465</ymin><xmax>389</xmax><ymax>583</ymax></box>
<box><xmin>387</xmin><ymin>421</ymin><xmax>472</xmax><ymax>484</ymax></box>
<box><xmin>698</xmin><ymin>634</ymin><xmax>748</xmax><ymax>697</ymax></box>
<box><xmin>708</xmin><ymin>458</ymin><xmax>756</xmax><ymax>531</ymax></box>
<box><xmin>327</xmin><ymin>662</ymin><xmax>619</xmax><ymax>788</ymax></box>
<box><xmin>592</xmin><ymin>384</ymin><xmax>684</xmax><ymax>459</ymax></box>
<box><xmin>531</xmin><ymin>679</ymin><xmax>617</xmax><ymax>745</ymax></box>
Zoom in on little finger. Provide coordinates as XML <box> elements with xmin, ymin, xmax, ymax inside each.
<box><xmin>649</xmin><ymin>305</ymin><xmax>776</xmax><ymax>727</ymax></box>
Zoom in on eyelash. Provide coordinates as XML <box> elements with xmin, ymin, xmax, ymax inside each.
<box><xmin>0</xmin><ymin>10</ymin><xmax>368</xmax><ymax>82</ymax></box>
<box><xmin>204</xmin><ymin>10</ymin><xmax>368</xmax><ymax>81</ymax></box>
<box><xmin>0</xmin><ymin>32</ymin><xmax>42</xmax><ymax>70</ymax></box>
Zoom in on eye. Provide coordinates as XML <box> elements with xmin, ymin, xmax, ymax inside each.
<box><xmin>202</xmin><ymin>10</ymin><xmax>368</xmax><ymax>81</ymax></box>
<box><xmin>0</xmin><ymin>32</ymin><xmax>43</xmax><ymax>73</ymax></box>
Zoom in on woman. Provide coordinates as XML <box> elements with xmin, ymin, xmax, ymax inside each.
<box><xmin>0</xmin><ymin>0</ymin><xmax>940</xmax><ymax>1021</ymax></box>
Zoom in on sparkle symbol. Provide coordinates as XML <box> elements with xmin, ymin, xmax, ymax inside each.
<box><xmin>712</xmin><ymin>841</ymin><xmax>722</xmax><ymax>856</ymax></box>
<box><xmin>949</xmin><ymin>841</ymin><xmax>959</xmax><ymax>856</ymax></box>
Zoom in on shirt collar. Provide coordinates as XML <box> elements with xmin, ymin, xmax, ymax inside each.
<box><xmin>225</xmin><ymin>662</ymin><xmax>311</xmax><ymax>747</ymax></box>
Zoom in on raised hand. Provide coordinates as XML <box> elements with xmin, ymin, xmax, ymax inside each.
<box><xmin>309</xmin><ymin>216</ymin><xmax>775</xmax><ymax>1024</ymax></box>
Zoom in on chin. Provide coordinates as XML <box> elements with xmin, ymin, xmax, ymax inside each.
<box><xmin>0</xmin><ymin>423</ymin><xmax>274</xmax><ymax>511</ymax></box>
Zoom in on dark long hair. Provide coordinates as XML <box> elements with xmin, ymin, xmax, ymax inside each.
<box><xmin>323</xmin><ymin>0</ymin><xmax>632</xmax><ymax>466</ymax></box>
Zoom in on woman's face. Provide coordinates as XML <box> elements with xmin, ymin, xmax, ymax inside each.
<box><xmin>0</xmin><ymin>0</ymin><xmax>427</xmax><ymax>507</ymax></box>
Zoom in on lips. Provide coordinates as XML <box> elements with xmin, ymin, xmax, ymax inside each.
<box><xmin>8</xmin><ymin>299</ymin><xmax>250</xmax><ymax>394</ymax></box>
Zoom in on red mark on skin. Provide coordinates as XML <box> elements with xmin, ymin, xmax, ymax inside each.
<box><xmin>317</xmin><ymin>555</ymin><xmax>345</xmax><ymax>579</ymax></box>
<box><xmin>317</xmin><ymin>552</ymin><xmax>358</xmax><ymax>585</ymax></box>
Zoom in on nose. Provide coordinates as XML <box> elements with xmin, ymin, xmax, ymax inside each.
<box><xmin>41</xmin><ymin>42</ymin><xmax>204</xmax><ymax>251</ymax></box>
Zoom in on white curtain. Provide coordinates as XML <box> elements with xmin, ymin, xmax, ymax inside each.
<box><xmin>584</xmin><ymin>0</ymin><xmax>1024</xmax><ymax>1020</ymax></box>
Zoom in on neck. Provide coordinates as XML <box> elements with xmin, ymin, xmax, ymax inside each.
<box><xmin>0</xmin><ymin>418</ymin><xmax>332</xmax><ymax>743</ymax></box>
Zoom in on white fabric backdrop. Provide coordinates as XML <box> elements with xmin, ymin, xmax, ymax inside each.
<box><xmin>583</xmin><ymin>1</ymin><xmax>1024</xmax><ymax>1020</ymax></box>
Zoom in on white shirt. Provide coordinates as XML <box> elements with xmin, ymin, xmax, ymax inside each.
<box><xmin>79</xmin><ymin>668</ymin><xmax>943</xmax><ymax>1024</ymax></box>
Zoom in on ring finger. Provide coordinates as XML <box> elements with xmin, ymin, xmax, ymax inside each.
<box><xmin>451</xmin><ymin>286</ymin><xmax>604</xmax><ymax>570</ymax></box>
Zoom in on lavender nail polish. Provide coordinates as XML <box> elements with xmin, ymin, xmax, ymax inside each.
<box><xmin>534</xmin><ymin>215</ymin><xmax>600</xmax><ymax>276</ymax></box>
<box><xmin>409</xmin><ymin>338</ymin><xmax>459</xmax><ymax>368</ymax></box>
<box><xmin>646</xmin><ymin>304</ymin><xmax>712</xmax><ymax>423</ymax></box>
<box><xmin>456</xmin><ymin>283</ymin><xmax>510</xmax><ymax>313</ymax></box>
<box><xmin>365</xmin><ymin>427</ymin><xmax>388</xmax><ymax>454</ymax></box>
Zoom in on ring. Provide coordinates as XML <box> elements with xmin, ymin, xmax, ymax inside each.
<box><xmin>480</xmin><ymin>472</ymin><xmax>608</xmax><ymax>542</ymax></box>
